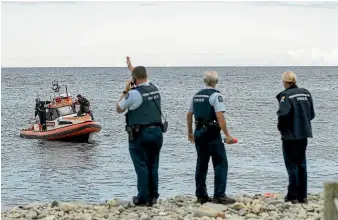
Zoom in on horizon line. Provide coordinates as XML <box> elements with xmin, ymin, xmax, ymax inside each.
<box><xmin>2</xmin><ymin>65</ymin><xmax>338</xmax><ymax>68</ymax></box>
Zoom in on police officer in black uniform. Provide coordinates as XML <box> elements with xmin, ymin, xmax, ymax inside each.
<box><xmin>276</xmin><ymin>71</ymin><xmax>315</xmax><ymax>204</ymax></box>
<box><xmin>34</xmin><ymin>98</ymin><xmax>50</xmax><ymax>131</ymax></box>
<box><xmin>186</xmin><ymin>71</ymin><xmax>236</xmax><ymax>205</ymax></box>
<box><xmin>34</xmin><ymin>98</ymin><xmax>44</xmax><ymax>129</ymax></box>
<box><xmin>116</xmin><ymin>56</ymin><xmax>165</xmax><ymax>206</ymax></box>
<box><xmin>74</xmin><ymin>94</ymin><xmax>94</xmax><ymax>120</ymax></box>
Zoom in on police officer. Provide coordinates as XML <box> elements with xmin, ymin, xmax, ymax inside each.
<box><xmin>276</xmin><ymin>71</ymin><xmax>315</xmax><ymax>204</ymax></box>
<box><xmin>74</xmin><ymin>94</ymin><xmax>94</xmax><ymax>120</ymax></box>
<box><xmin>186</xmin><ymin>71</ymin><xmax>236</xmax><ymax>205</ymax></box>
<box><xmin>116</xmin><ymin>56</ymin><xmax>164</xmax><ymax>206</ymax></box>
<box><xmin>34</xmin><ymin>98</ymin><xmax>50</xmax><ymax>131</ymax></box>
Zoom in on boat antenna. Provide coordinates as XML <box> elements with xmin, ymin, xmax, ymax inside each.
<box><xmin>65</xmin><ymin>85</ymin><xmax>68</xmax><ymax>97</ymax></box>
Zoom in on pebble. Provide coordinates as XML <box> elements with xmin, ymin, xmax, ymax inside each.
<box><xmin>266</xmin><ymin>204</ymin><xmax>276</xmax><ymax>211</ymax></box>
<box><xmin>1</xmin><ymin>193</ymin><xmax>325</xmax><ymax>220</ymax></box>
<box><xmin>25</xmin><ymin>210</ymin><xmax>38</xmax><ymax>219</ymax></box>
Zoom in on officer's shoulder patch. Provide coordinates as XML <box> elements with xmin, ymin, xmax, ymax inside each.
<box><xmin>125</xmin><ymin>92</ymin><xmax>130</xmax><ymax>100</ymax></box>
<box><xmin>280</xmin><ymin>96</ymin><xmax>285</xmax><ymax>103</ymax></box>
<box><xmin>218</xmin><ymin>95</ymin><xmax>223</xmax><ymax>102</ymax></box>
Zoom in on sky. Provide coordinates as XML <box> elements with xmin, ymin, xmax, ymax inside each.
<box><xmin>1</xmin><ymin>0</ymin><xmax>338</xmax><ymax>67</ymax></box>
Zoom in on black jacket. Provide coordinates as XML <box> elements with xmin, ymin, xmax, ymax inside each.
<box><xmin>276</xmin><ymin>85</ymin><xmax>315</xmax><ymax>140</ymax></box>
<box><xmin>78</xmin><ymin>97</ymin><xmax>90</xmax><ymax>110</ymax></box>
<box><xmin>35</xmin><ymin>101</ymin><xmax>51</xmax><ymax>116</ymax></box>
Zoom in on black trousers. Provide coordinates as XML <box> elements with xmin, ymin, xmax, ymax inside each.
<box><xmin>194</xmin><ymin>128</ymin><xmax>228</xmax><ymax>199</ymax></box>
<box><xmin>38</xmin><ymin>112</ymin><xmax>47</xmax><ymax>131</ymax></box>
<box><xmin>128</xmin><ymin>127</ymin><xmax>163</xmax><ymax>204</ymax></box>
<box><xmin>78</xmin><ymin>108</ymin><xmax>94</xmax><ymax>120</ymax></box>
<box><xmin>282</xmin><ymin>138</ymin><xmax>308</xmax><ymax>200</ymax></box>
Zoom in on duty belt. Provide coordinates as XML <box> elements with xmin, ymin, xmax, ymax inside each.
<box><xmin>195</xmin><ymin>120</ymin><xmax>220</xmax><ymax>128</ymax></box>
<box><xmin>125</xmin><ymin>123</ymin><xmax>162</xmax><ymax>141</ymax></box>
<box><xmin>132</xmin><ymin>123</ymin><xmax>162</xmax><ymax>129</ymax></box>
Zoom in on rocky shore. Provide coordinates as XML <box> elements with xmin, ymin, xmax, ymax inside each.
<box><xmin>1</xmin><ymin>193</ymin><xmax>324</xmax><ymax>220</ymax></box>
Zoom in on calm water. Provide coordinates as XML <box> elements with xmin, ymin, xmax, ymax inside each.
<box><xmin>1</xmin><ymin>66</ymin><xmax>338</xmax><ymax>210</ymax></box>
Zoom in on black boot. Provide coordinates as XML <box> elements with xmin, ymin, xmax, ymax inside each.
<box><xmin>196</xmin><ymin>197</ymin><xmax>212</xmax><ymax>204</ymax></box>
<box><xmin>132</xmin><ymin>196</ymin><xmax>149</xmax><ymax>206</ymax></box>
<box><xmin>212</xmin><ymin>196</ymin><xmax>236</xmax><ymax>205</ymax></box>
<box><xmin>149</xmin><ymin>197</ymin><xmax>158</xmax><ymax>206</ymax></box>
<box><xmin>284</xmin><ymin>196</ymin><xmax>298</xmax><ymax>204</ymax></box>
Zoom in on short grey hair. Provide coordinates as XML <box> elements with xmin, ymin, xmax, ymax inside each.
<box><xmin>204</xmin><ymin>71</ymin><xmax>218</xmax><ymax>86</ymax></box>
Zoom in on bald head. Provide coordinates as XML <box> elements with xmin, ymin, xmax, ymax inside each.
<box><xmin>204</xmin><ymin>71</ymin><xmax>219</xmax><ymax>87</ymax></box>
<box><xmin>282</xmin><ymin>71</ymin><xmax>297</xmax><ymax>88</ymax></box>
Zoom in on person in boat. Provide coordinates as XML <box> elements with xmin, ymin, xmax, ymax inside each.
<box><xmin>34</xmin><ymin>98</ymin><xmax>51</xmax><ymax>131</ymax></box>
<box><xmin>186</xmin><ymin>71</ymin><xmax>236</xmax><ymax>205</ymax></box>
<box><xmin>115</xmin><ymin>56</ymin><xmax>165</xmax><ymax>207</ymax></box>
<box><xmin>276</xmin><ymin>71</ymin><xmax>315</xmax><ymax>204</ymax></box>
<box><xmin>73</xmin><ymin>94</ymin><xmax>94</xmax><ymax>120</ymax></box>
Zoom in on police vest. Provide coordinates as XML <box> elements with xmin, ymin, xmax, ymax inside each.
<box><xmin>193</xmin><ymin>88</ymin><xmax>219</xmax><ymax>122</ymax></box>
<box><xmin>127</xmin><ymin>83</ymin><xmax>162</xmax><ymax>126</ymax></box>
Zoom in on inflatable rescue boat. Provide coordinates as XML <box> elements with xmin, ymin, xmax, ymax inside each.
<box><xmin>20</xmin><ymin>82</ymin><xmax>101</xmax><ymax>142</ymax></box>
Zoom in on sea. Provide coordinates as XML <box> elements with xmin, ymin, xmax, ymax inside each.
<box><xmin>1</xmin><ymin>66</ymin><xmax>338</xmax><ymax>210</ymax></box>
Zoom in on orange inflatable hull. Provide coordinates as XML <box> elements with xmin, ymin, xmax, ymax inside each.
<box><xmin>20</xmin><ymin>121</ymin><xmax>101</xmax><ymax>142</ymax></box>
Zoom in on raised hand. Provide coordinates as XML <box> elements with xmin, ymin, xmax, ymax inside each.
<box><xmin>126</xmin><ymin>56</ymin><xmax>135</xmax><ymax>72</ymax></box>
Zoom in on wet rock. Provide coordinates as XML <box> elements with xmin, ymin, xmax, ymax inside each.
<box><xmin>10</xmin><ymin>212</ymin><xmax>23</xmax><ymax>218</ymax></box>
<box><xmin>37</xmin><ymin>212</ymin><xmax>48</xmax><ymax>219</ymax></box>
<box><xmin>245</xmin><ymin>213</ymin><xmax>258</xmax><ymax>219</ymax></box>
<box><xmin>265</xmin><ymin>205</ymin><xmax>276</xmax><ymax>211</ymax></box>
<box><xmin>252</xmin><ymin>203</ymin><xmax>264</xmax><ymax>214</ymax></box>
<box><xmin>42</xmin><ymin>216</ymin><xmax>56</xmax><ymax>220</ymax></box>
<box><xmin>25</xmin><ymin>210</ymin><xmax>38</xmax><ymax>219</ymax></box>
<box><xmin>1</xmin><ymin>194</ymin><xmax>326</xmax><ymax>220</ymax></box>
<box><xmin>193</xmin><ymin>207</ymin><xmax>220</xmax><ymax>217</ymax></box>
<box><xmin>59</xmin><ymin>203</ymin><xmax>78</xmax><ymax>212</ymax></box>
<box><xmin>139</xmin><ymin>213</ymin><xmax>149</xmax><ymax>220</ymax></box>
<box><xmin>126</xmin><ymin>212</ymin><xmax>139</xmax><ymax>220</ymax></box>
<box><xmin>267</xmin><ymin>200</ymin><xmax>284</xmax><ymax>206</ymax></box>
<box><xmin>203</xmin><ymin>203</ymin><xmax>228</xmax><ymax>212</ymax></box>
<box><xmin>232</xmin><ymin>202</ymin><xmax>246</xmax><ymax>210</ymax></box>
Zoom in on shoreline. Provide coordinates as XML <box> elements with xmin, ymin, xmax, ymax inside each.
<box><xmin>1</xmin><ymin>193</ymin><xmax>324</xmax><ymax>220</ymax></box>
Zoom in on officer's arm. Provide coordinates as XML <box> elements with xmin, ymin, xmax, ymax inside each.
<box><xmin>186</xmin><ymin>98</ymin><xmax>194</xmax><ymax>135</ymax></box>
<box><xmin>309</xmin><ymin>94</ymin><xmax>315</xmax><ymax>120</ymax></box>
<box><xmin>116</xmin><ymin>93</ymin><xmax>128</xmax><ymax>113</ymax></box>
<box><xmin>212</xmin><ymin>94</ymin><xmax>231</xmax><ymax>137</ymax></box>
<box><xmin>277</xmin><ymin>96</ymin><xmax>291</xmax><ymax>118</ymax></box>
<box><xmin>116</xmin><ymin>91</ymin><xmax>140</xmax><ymax>113</ymax></box>
<box><xmin>126</xmin><ymin>56</ymin><xmax>135</xmax><ymax>72</ymax></box>
<box><xmin>277</xmin><ymin>95</ymin><xmax>292</xmax><ymax>132</ymax></box>
<box><xmin>35</xmin><ymin>107</ymin><xmax>38</xmax><ymax>116</ymax></box>
<box><xmin>216</xmin><ymin>114</ymin><xmax>231</xmax><ymax>137</ymax></box>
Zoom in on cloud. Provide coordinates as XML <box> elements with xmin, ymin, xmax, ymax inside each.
<box><xmin>140</xmin><ymin>3</ymin><xmax>159</xmax><ymax>7</ymax></box>
<box><xmin>250</xmin><ymin>1</ymin><xmax>338</xmax><ymax>10</ymax></box>
<box><xmin>3</xmin><ymin>1</ymin><xmax>78</xmax><ymax>5</ymax></box>
<box><xmin>288</xmin><ymin>48</ymin><xmax>338</xmax><ymax>65</ymax></box>
<box><xmin>2</xmin><ymin>1</ymin><xmax>338</xmax><ymax>67</ymax></box>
